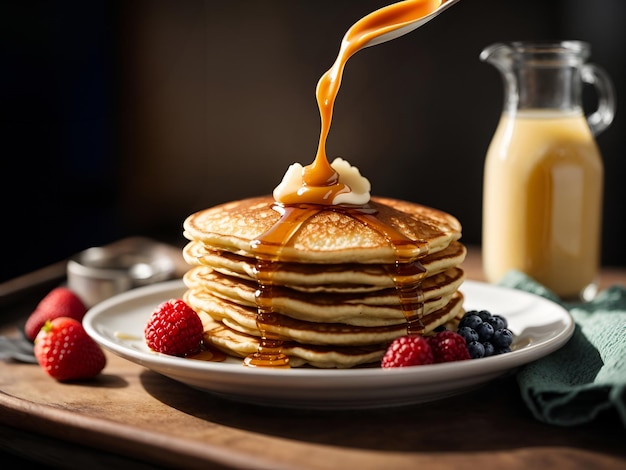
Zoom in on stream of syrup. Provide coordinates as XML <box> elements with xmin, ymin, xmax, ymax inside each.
<box><xmin>244</xmin><ymin>0</ymin><xmax>443</xmax><ymax>368</ymax></box>
<box><xmin>304</xmin><ymin>0</ymin><xmax>442</xmax><ymax>190</ymax></box>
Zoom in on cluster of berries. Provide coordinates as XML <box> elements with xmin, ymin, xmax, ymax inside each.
<box><xmin>381</xmin><ymin>329</ymin><xmax>470</xmax><ymax>368</ymax></box>
<box><xmin>24</xmin><ymin>287</ymin><xmax>205</xmax><ymax>382</ymax></box>
<box><xmin>381</xmin><ymin>309</ymin><xmax>514</xmax><ymax>368</ymax></box>
<box><xmin>26</xmin><ymin>287</ymin><xmax>513</xmax><ymax>375</ymax></box>
<box><xmin>456</xmin><ymin>310</ymin><xmax>513</xmax><ymax>359</ymax></box>
<box><xmin>25</xmin><ymin>287</ymin><xmax>106</xmax><ymax>381</ymax></box>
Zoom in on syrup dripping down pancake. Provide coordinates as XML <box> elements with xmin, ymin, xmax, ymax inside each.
<box><xmin>182</xmin><ymin>196</ymin><xmax>467</xmax><ymax>368</ymax></box>
<box><xmin>194</xmin><ymin>293</ymin><xmax>465</xmax><ymax>369</ymax></box>
<box><xmin>183</xmin><ymin>196</ymin><xmax>462</xmax><ymax>264</ymax></box>
<box><xmin>183</xmin><ymin>240</ymin><xmax>466</xmax><ymax>293</ymax></box>
<box><xmin>183</xmin><ymin>265</ymin><xmax>464</xmax><ymax>326</ymax></box>
<box><xmin>185</xmin><ymin>288</ymin><xmax>464</xmax><ymax>347</ymax></box>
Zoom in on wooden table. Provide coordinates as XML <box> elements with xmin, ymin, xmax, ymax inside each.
<box><xmin>1</xmin><ymin>246</ymin><xmax>625</xmax><ymax>469</ymax></box>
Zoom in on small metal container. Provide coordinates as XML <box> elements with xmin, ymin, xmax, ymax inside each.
<box><xmin>67</xmin><ymin>237</ymin><xmax>184</xmax><ymax>307</ymax></box>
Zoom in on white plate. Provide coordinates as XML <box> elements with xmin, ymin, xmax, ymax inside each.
<box><xmin>83</xmin><ymin>279</ymin><xmax>574</xmax><ymax>409</ymax></box>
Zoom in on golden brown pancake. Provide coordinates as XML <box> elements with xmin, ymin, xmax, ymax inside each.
<box><xmin>186</xmin><ymin>289</ymin><xmax>464</xmax><ymax>346</ymax></box>
<box><xmin>196</xmin><ymin>293</ymin><xmax>465</xmax><ymax>368</ymax></box>
<box><xmin>183</xmin><ymin>265</ymin><xmax>464</xmax><ymax>326</ymax></box>
<box><xmin>183</xmin><ymin>240</ymin><xmax>466</xmax><ymax>292</ymax></box>
<box><xmin>183</xmin><ymin>196</ymin><xmax>462</xmax><ymax>264</ymax></box>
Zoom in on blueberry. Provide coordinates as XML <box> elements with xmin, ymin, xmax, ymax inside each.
<box><xmin>483</xmin><ymin>341</ymin><xmax>495</xmax><ymax>357</ymax></box>
<box><xmin>487</xmin><ymin>315</ymin><xmax>506</xmax><ymax>331</ymax></box>
<box><xmin>492</xmin><ymin>328</ymin><xmax>513</xmax><ymax>348</ymax></box>
<box><xmin>458</xmin><ymin>326</ymin><xmax>479</xmax><ymax>343</ymax></box>
<box><xmin>495</xmin><ymin>346</ymin><xmax>511</xmax><ymax>355</ymax></box>
<box><xmin>492</xmin><ymin>314</ymin><xmax>508</xmax><ymax>329</ymax></box>
<box><xmin>477</xmin><ymin>310</ymin><xmax>492</xmax><ymax>321</ymax></box>
<box><xmin>476</xmin><ymin>322</ymin><xmax>494</xmax><ymax>341</ymax></box>
<box><xmin>467</xmin><ymin>341</ymin><xmax>485</xmax><ymax>359</ymax></box>
<box><xmin>460</xmin><ymin>313</ymin><xmax>482</xmax><ymax>330</ymax></box>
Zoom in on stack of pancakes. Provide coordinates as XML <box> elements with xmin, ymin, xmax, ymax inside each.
<box><xmin>182</xmin><ymin>195</ymin><xmax>466</xmax><ymax>368</ymax></box>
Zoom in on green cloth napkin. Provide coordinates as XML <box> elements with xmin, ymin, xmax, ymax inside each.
<box><xmin>498</xmin><ymin>270</ymin><xmax>626</xmax><ymax>427</ymax></box>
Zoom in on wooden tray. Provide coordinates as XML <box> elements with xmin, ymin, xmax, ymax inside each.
<box><xmin>1</xmin><ymin>247</ymin><xmax>625</xmax><ymax>469</ymax></box>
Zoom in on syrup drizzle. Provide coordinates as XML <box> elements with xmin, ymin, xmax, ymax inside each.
<box><xmin>246</xmin><ymin>204</ymin><xmax>429</xmax><ymax>367</ymax></box>
<box><xmin>349</xmin><ymin>210</ymin><xmax>429</xmax><ymax>335</ymax></box>
<box><xmin>245</xmin><ymin>1</ymin><xmax>443</xmax><ymax>367</ymax></box>
<box><xmin>246</xmin><ymin>205</ymin><xmax>322</xmax><ymax>368</ymax></box>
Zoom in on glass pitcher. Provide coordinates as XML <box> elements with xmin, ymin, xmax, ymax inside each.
<box><xmin>480</xmin><ymin>41</ymin><xmax>615</xmax><ymax>300</ymax></box>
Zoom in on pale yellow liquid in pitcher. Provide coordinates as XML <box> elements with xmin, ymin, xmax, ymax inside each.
<box><xmin>482</xmin><ymin>109</ymin><xmax>603</xmax><ymax>299</ymax></box>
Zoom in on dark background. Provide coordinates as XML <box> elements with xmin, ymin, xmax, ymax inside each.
<box><xmin>1</xmin><ymin>0</ymin><xmax>625</xmax><ymax>283</ymax></box>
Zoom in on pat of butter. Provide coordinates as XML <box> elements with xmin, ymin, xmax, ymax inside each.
<box><xmin>273</xmin><ymin>157</ymin><xmax>371</xmax><ymax>205</ymax></box>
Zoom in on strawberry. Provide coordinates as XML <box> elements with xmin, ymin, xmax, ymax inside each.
<box><xmin>381</xmin><ymin>335</ymin><xmax>434</xmax><ymax>368</ymax></box>
<box><xmin>144</xmin><ymin>299</ymin><xmax>203</xmax><ymax>357</ymax></box>
<box><xmin>428</xmin><ymin>330</ymin><xmax>471</xmax><ymax>363</ymax></box>
<box><xmin>34</xmin><ymin>317</ymin><xmax>106</xmax><ymax>381</ymax></box>
<box><xmin>25</xmin><ymin>287</ymin><xmax>88</xmax><ymax>341</ymax></box>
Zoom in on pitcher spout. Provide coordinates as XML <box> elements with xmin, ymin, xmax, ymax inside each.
<box><xmin>480</xmin><ymin>42</ymin><xmax>517</xmax><ymax>111</ymax></box>
<box><xmin>479</xmin><ymin>42</ymin><xmax>513</xmax><ymax>72</ymax></box>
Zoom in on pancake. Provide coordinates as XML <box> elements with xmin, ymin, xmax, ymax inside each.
<box><xmin>183</xmin><ymin>240</ymin><xmax>467</xmax><ymax>293</ymax></box>
<box><xmin>200</xmin><ymin>317</ymin><xmax>384</xmax><ymax>368</ymax></box>
<box><xmin>183</xmin><ymin>265</ymin><xmax>464</xmax><ymax>326</ymax></box>
<box><xmin>197</xmin><ymin>293</ymin><xmax>465</xmax><ymax>368</ymax></box>
<box><xmin>183</xmin><ymin>196</ymin><xmax>462</xmax><ymax>264</ymax></box>
<box><xmin>186</xmin><ymin>289</ymin><xmax>464</xmax><ymax>347</ymax></box>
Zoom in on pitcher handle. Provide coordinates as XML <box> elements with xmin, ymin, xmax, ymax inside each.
<box><xmin>582</xmin><ymin>63</ymin><xmax>616</xmax><ymax>136</ymax></box>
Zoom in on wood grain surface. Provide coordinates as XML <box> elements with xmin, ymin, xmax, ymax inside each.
<box><xmin>1</xmin><ymin>247</ymin><xmax>625</xmax><ymax>469</ymax></box>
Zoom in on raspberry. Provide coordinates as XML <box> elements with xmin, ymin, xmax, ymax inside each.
<box><xmin>381</xmin><ymin>335</ymin><xmax>434</xmax><ymax>368</ymax></box>
<box><xmin>428</xmin><ymin>330</ymin><xmax>470</xmax><ymax>363</ymax></box>
<box><xmin>145</xmin><ymin>299</ymin><xmax>203</xmax><ymax>357</ymax></box>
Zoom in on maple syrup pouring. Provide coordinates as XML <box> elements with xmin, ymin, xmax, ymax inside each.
<box><xmin>244</xmin><ymin>1</ymin><xmax>443</xmax><ymax>367</ymax></box>
<box><xmin>304</xmin><ymin>0</ymin><xmax>442</xmax><ymax>191</ymax></box>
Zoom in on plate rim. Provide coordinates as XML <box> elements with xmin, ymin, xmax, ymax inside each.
<box><xmin>83</xmin><ymin>278</ymin><xmax>575</xmax><ymax>405</ymax></box>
